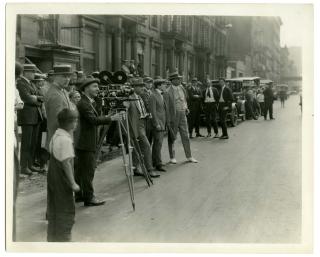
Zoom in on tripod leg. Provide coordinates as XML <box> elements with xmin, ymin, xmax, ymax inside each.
<box><xmin>120</xmin><ymin>122</ymin><xmax>153</xmax><ymax>186</ymax></box>
<box><xmin>117</xmin><ymin>118</ymin><xmax>135</xmax><ymax>211</ymax></box>
<box><xmin>95</xmin><ymin>125</ymin><xmax>109</xmax><ymax>161</ymax></box>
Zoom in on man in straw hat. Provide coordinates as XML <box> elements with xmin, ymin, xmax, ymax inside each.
<box><xmin>16</xmin><ymin>64</ymin><xmax>44</xmax><ymax>175</ymax></box>
<box><xmin>44</xmin><ymin>65</ymin><xmax>73</xmax><ymax>151</ymax></box>
<box><xmin>165</xmin><ymin>71</ymin><xmax>198</xmax><ymax>164</ymax></box>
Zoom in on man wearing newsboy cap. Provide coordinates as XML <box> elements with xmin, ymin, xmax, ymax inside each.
<box><xmin>75</xmin><ymin>78</ymin><xmax>122</xmax><ymax>206</ymax></box>
<box><xmin>16</xmin><ymin>64</ymin><xmax>44</xmax><ymax>175</ymax></box>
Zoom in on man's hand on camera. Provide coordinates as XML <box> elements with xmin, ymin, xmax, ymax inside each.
<box><xmin>110</xmin><ymin>113</ymin><xmax>123</xmax><ymax>121</ymax></box>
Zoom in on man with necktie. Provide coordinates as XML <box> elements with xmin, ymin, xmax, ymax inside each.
<box><xmin>217</xmin><ymin>78</ymin><xmax>234</xmax><ymax>139</ymax></box>
<box><xmin>125</xmin><ymin>78</ymin><xmax>161</xmax><ymax>178</ymax></box>
<box><xmin>203</xmin><ymin>80</ymin><xmax>220</xmax><ymax>138</ymax></box>
<box><xmin>44</xmin><ymin>65</ymin><xmax>74</xmax><ymax>151</ymax></box>
<box><xmin>75</xmin><ymin>78</ymin><xmax>122</xmax><ymax>206</ymax></box>
<box><xmin>16</xmin><ymin>64</ymin><xmax>44</xmax><ymax>175</ymax></box>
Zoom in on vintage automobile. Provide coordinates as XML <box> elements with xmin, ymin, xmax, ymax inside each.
<box><xmin>226</xmin><ymin>76</ymin><xmax>261</xmax><ymax>122</ymax></box>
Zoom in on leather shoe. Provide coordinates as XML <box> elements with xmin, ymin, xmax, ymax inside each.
<box><xmin>196</xmin><ymin>134</ymin><xmax>204</xmax><ymax>137</ymax></box>
<box><xmin>21</xmin><ymin>168</ymin><xmax>33</xmax><ymax>176</ymax></box>
<box><xmin>134</xmin><ymin>170</ymin><xmax>144</xmax><ymax>176</ymax></box>
<box><xmin>219</xmin><ymin>135</ymin><xmax>229</xmax><ymax>139</ymax></box>
<box><xmin>155</xmin><ymin>166</ymin><xmax>166</xmax><ymax>172</ymax></box>
<box><xmin>149</xmin><ymin>171</ymin><xmax>160</xmax><ymax>178</ymax></box>
<box><xmin>84</xmin><ymin>197</ymin><xmax>106</xmax><ymax>207</ymax></box>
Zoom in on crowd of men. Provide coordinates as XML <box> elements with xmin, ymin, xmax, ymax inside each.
<box><xmin>13</xmin><ymin>61</ymin><xmax>276</xmax><ymax>241</ymax></box>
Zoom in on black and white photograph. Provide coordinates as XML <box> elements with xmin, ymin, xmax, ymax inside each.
<box><xmin>4</xmin><ymin>2</ymin><xmax>315</xmax><ymax>254</ymax></box>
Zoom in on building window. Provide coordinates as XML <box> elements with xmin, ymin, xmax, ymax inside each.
<box><xmin>151</xmin><ymin>47</ymin><xmax>160</xmax><ymax>77</ymax></box>
<box><xmin>83</xmin><ymin>26</ymin><xmax>98</xmax><ymax>74</ymax></box>
<box><xmin>151</xmin><ymin>15</ymin><xmax>158</xmax><ymax>28</ymax></box>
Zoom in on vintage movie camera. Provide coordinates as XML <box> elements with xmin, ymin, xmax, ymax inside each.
<box><xmin>98</xmin><ymin>70</ymin><xmax>135</xmax><ymax>111</ymax></box>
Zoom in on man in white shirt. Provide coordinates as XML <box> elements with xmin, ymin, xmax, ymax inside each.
<box><xmin>203</xmin><ymin>80</ymin><xmax>220</xmax><ymax>138</ymax></box>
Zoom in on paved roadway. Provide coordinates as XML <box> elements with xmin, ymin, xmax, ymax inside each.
<box><xmin>16</xmin><ymin>95</ymin><xmax>302</xmax><ymax>243</ymax></box>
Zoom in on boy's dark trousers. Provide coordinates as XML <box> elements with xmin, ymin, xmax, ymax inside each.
<box><xmin>204</xmin><ymin>102</ymin><xmax>218</xmax><ymax>135</ymax></box>
<box><xmin>188</xmin><ymin>102</ymin><xmax>201</xmax><ymax>135</ymax></box>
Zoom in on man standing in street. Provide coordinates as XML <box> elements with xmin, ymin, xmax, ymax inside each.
<box><xmin>165</xmin><ymin>71</ymin><xmax>198</xmax><ymax>164</ymax></box>
<box><xmin>263</xmin><ymin>83</ymin><xmax>275</xmax><ymax>120</ymax></box>
<box><xmin>75</xmin><ymin>78</ymin><xmax>122</xmax><ymax>206</ymax></box>
<box><xmin>217</xmin><ymin>78</ymin><xmax>234</xmax><ymax>139</ymax></box>
<box><xmin>203</xmin><ymin>80</ymin><xmax>220</xmax><ymax>138</ymax></box>
<box><xmin>149</xmin><ymin>78</ymin><xmax>168</xmax><ymax>172</ymax></box>
<box><xmin>16</xmin><ymin>64</ymin><xmax>44</xmax><ymax>175</ymax></box>
<box><xmin>141</xmin><ymin>76</ymin><xmax>154</xmax><ymax>144</ymax></box>
<box><xmin>187</xmin><ymin>77</ymin><xmax>204</xmax><ymax>138</ymax></box>
<box><xmin>44</xmin><ymin>65</ymin><xmax>73</xmax><ymax>151</ymax></box>
<box><xmin>125</xmin><ymin>78</ymin><xmax>160</xmax><ymax>178</ymax></box>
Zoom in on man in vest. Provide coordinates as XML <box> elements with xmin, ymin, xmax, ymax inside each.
<box><xmin>217</xmin><ymin>78</ymin><xmax>234</xmax><ymax>139</ymax></box>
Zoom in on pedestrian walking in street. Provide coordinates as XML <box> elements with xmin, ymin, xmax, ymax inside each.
<box><xmin>47</xmin><ymin>108</ymin><xmax>80</xmax><ymax>242</ymax></box>
<box><xmin>44</xmin><ymin>65</ymin><xmax>73</xmax><ymax>151</ymax></box>
<box><xmin>187</xmin><ymin>77</ymin><xmax>204</xmax><ymax>138</ymax></box>
<box><xmin>124</xmin><ymin>78</ymin><xmax>160</xmax><ymax>178</ymax></box>
<box><xmin>149</xmin><ymin>78</ymin><xmax>168</xmax><ymax>172</ymax></box>
<box><xmin>16</xmin><ymin>64</ymin><xmax>44</xmax><ymax>175</ymax></box>
<box><xmin>75</xmin><ymin>78</ymin><xmax>122</xmax><ymax>206</ymax></box>
<box><xmin>203</xmin><ymin>80</ymin><xmax>220</xmax><ymax>138</ymax></box>
<box><xmin>217</xmin><ymin>78</ymin><xmax>234</xmax><ymax>139</ymax></box>
<box><xmin>279</xmin><ymin>90</ymin><xmax>286</xmax><ymax>108</ymax></box>
<box><xmin>263</xmin><ymin>83</ymin><xmax>275</xmax><ymax>120</ymax></box>
<box><xmin>165</xmin><ymin>71</ymin><xmax>198</xmax><ymax>164</ymax></box>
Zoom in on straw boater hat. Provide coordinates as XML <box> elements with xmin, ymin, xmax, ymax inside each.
<box><xmin>52</xmin><ymin>65</ymin><xmax>73</xmax><ymax>75</ymax></box>
<box><xmin>23</xmin><ymin>64</ymin><xmax>37</xmax><ymax>72</ymax></box>
<box><xmin>79</xmin><ymin>78</ymin><xmax>100</xmax><ymax>91</ymax></box>
<box><xmin>32</xmin><ymin>73</ymin><xmax>47</xmax><ymax>81</ymax></box>
<box><xmin>168</xmin><ymin>71</ymin><xmax>182</xmax><ymax>81</ymax></box>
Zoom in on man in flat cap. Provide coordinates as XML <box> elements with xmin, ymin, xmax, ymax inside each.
<box><xmin>44</xmin><ymin>65</ymin><xmax>73</xmax><ymax>151</ymax></box>
<box><xmin>75</xmin><ymin>78</ymin><xmax>122</xmax><ymax>206</ymax></box>
<box><xmin>124</xmin><ymin>78</ymin><xmax>160</xmax><ymax>178</ymax></box>
<box><xmin>16</xmin><ymin>64</ymin><xmax>44</xmax><ymax>175</ymax></box>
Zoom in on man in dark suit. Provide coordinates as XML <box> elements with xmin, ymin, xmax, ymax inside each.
<box><xmin>16</xmin><ymin>64</ymin><xmax>44</xmax><ymax>175</ymax></box>
<box><xmin>187</xmin><ymin>78</ymin><xmax>204</xmax><ymax>138</ymax></box>
<box><xmin>217</xmin><ymin>78</ymin><xmax>234</xmax><ymax>139</ymax></box>
<box><xmin>141</xmin><ymin>76</ymin><xmax>154</xmax><ymax>144</ymax></box>
<box><xmin>203</xmin><ymin>80</ymin><xmax>220</xmax><ymax>138</ymax></box>
<box><xmin>75</xmin><ymin>78</ymin><xmax>122</xmax><ymax>206</ymax></box>
<box><xmin>263</xmin><ymin>83</ymin><xmax>275</xmax><ymax>120</ymax></box>
<box><xmin>125</xmin><ymin>78</ymin><xmax>160</xmax><ymax>178</ymax></box>
<box><xmin>149</xmin><ymin>78</ymin><xmax>168</xmax><ymax>172</ymax></box>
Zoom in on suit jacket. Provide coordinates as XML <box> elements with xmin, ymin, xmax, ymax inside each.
<box><xmin>263</xmin><ymin>87</ymin><xmax>274</xmax><ymax>103</ymax></box>
<box><xmin>187</xmin><ymin>86</ymin><xmax>203</xmax><ymax>106</ymax></box>
<box><xmin>44</xmin><ymin>83</ymin><xmax>72</xmax><ymax>150</ymax></box>
<box><xmin>219</xmin><ymin>86</ymin><xmax>234</xmax><ymax>109</ymax></box>
<box><xmin>202</xmin><ymin>86</ymin><xmax>220</xmax><ymax>103</ymax></box>
<box><xmin>16</xmin><ymin>77</ymin><xmax>43</xmax><ymax>125</ymax></box>
<box><xmin>127</xmin><ymin>93</ymin><xmax>145</xmax><ymax>139</ymax></box>
<box><xmin>149</xmin><ymin>89</ymin><xmax>168</xmax><ymax>131</ymax></box>
<box><xmin>165</xmin><ymin>84</ymin><xmax>188</xmax><ymax>127</ymax></box>
<box><xmin>75</xmin><ymin>95</ymin><xmax>111</xmax><ymax>152</ymax></box>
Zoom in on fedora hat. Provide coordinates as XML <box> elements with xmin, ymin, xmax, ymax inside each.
<box><xmin>168</xmin><ymin>71</ymin><xmax>182</xmax><ymax>81</ymax></box>
<box><xmin>52</xmin><ymin>65</ymin><xmax>73</xmax><ymax>75</ymax></box>
<box><xmin>131</xmin><ymin>77</ymin><xmax>145</xmax><ymax>87</ymax></box>
<box><xmin>191</xmin><ymin>77</ymin><xmax>198</xmax><ymax>82</ymax></box>
<box><xmin>23</xmin><ymin>64</ymin><xmax>37</xmax><ymax>72</ymax></box>
<box><xmin>154</xmin><ymin>78</ymin><xmax>166</xmax><ymax>87</ymax></box>
<box><xmin>143</xmin><ymin>76</ymin><xmax>153</xmax><ymax>83</ymax></box>
<box><xmin>79</xmin><ymin>78</ymin><xmax>100</xmax><ymax>91</ymax></box>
